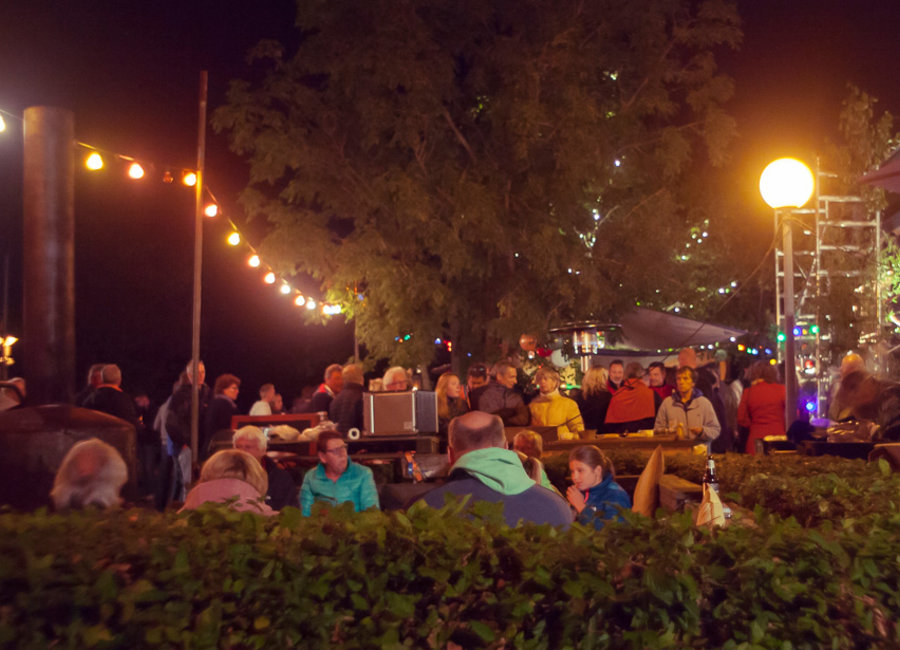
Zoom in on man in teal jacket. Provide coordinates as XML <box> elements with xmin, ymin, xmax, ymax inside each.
<box><xmin>300</xmin><ymin>430</ymin><xmax>379</xmax><ymax>515</ymax></box>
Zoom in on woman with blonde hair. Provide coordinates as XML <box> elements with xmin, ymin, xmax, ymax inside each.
<box><xmin>529</xmin><ymin>367</ymin><xmax>584</xmax><ymax>440</ymax></box>
<box><xmin>574</xmin><ymin>366</ymin><xmax>613</xmax><ymax>432</ymax></box>
<box><xmin>180</xmin><ymin>449</ymin><xmax>275</xmax><ymax>515</ymax></box>
<box><xmin>435</xmin><ymin>372</ymin><xmax>469</xmax><ymax>435</ymax></box>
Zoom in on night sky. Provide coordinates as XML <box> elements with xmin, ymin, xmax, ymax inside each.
<box><xmin>0</xmin><ymin>0</ymin><xmax>898</xmax><ymax>409</ymax></box>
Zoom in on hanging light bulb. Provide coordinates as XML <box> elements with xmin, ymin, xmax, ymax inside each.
<box><xmin>279</xmin><ymin>283</ymin><xmax>291</xmax><ymax>295</ymax></box>
<box><xmin>294</xmin><ymin>295</ymin><xmax>306</xmax><ymax>307</ymax></box>
<box><xmin>264</xmin><ymin>272</ymin><xmax>276</xmax><ymax>284</ymax></box>
<box><xmin>306</xmin><ymin>299</ymin><xmax>316</xmax><ymax>310</ymax></box>
<box><xmin>85</xmin><ymin>152</ymin><xmax>103</xmax><ymax>170</ymax></box>
<box><xmin>204</xmin><ymin>204</ymin><xmax>218</xmax><ymax>217</ymax></box>
<box><xmin>248</xmin><ymin>254</ymin><xmax>260</xmax><ymax>268</ymax></box>
<box><xmin>0</xmin><ymin>115</ymin><xmax>6</xmax><ymax>132</ymax></box>
<box><xmin>182</xmin><ymin>171</ymin><xmax>197</xmax><ymax>187</ymax></box>
<box><xmin>127</xmin><ymin>162</ymin><xmax>144</xmax><ymax>179</ymax></box>
<box><xmin>227</xmin><ymin>232</ymin><xmax>241</xmax><ymax>246</ymax></box>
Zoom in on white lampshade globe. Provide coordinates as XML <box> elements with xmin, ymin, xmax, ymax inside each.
<box><xmin>759</xmin><ymin>158</ymin><xmax>814</xmax><ymax>208</ymax></box>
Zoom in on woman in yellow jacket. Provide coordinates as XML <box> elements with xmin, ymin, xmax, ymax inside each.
<box><xmin>529</xmin><ymin>367</ymin><xmax>584</xmax><ymax>440</ymax></box>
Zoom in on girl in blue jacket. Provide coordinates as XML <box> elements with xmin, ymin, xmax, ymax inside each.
<box><xmin>566</xmin><ymin>445</ymin><xmax>631</xmax><ymax>530</ymax></box>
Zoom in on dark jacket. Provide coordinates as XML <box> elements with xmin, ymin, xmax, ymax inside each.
<box><xmin>84</xmin><ymin>385</ymin><xmax>138</xmax><ymax>427</ymax></box>
<box><xmin>329</xmin><ymin>382</ymin><xmax>364</xmax><ymax>433</ymax></box>
<box><xmin>262</xmin><ymin>455</ymin><xmax>297</xmax><ymax>511</ymax></box>
<box><xmin>166</xmin><ymin>383</ymin><xmax>210</xmax><ymax>448</ymax></box>
<box><xmin>418</xmin><ymin>469</ymin><xmax>573</xmax><ymax>527</ymax></box>
<box><xmin>574</xmin><ymin>389</ymin><xmax>613</xmax><ymax>431</ymax></box>
<box><xmin>309</xmin><ymin>385</ymin><xmax>334</xmax><ymax>414</ymax></box>
<box><xmin>203</xmin><ymin>395</ymin><xmax>238</xmax><ymax>458</ymax></box>
<box><xmin>469</xmin><ymin>381</ymin><xmax>530</xmax><ymax>426</ymax></box>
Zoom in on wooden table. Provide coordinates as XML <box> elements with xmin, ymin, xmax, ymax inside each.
<box><xmin>797</xmin><ymin>440</ymin><xmax>874</xmax><ymax>460</ymax></box>
<box><xmin>545</xmin><ymin>434</ymin><xmax>700</xmax><ymax>454</ymax></box>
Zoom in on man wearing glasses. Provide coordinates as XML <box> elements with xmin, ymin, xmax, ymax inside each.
<box><xmin>299</xmin><ymin>430</ymin><xmax>380</xmax><ymax>515</ymax></box>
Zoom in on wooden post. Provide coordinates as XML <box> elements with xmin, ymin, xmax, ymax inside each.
<box><xmin>22</xmin><ymin>107</ymin><xmax>76</xmax><ymax>404</ymax></box>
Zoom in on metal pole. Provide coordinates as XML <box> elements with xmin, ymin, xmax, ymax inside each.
<box><xmin>22</xmin><ymin>107</ymin><xmax>76</xmax><ymax>403</ymax></box>
<box><xmin>190</xmin><ymin>72</ymin><xmax>208</xmax><ymax>462</ymax></box>
<box><xmin>782</xmin><ymin>209</ymin><xmax>798</xmax><ymax>430</ymax></box>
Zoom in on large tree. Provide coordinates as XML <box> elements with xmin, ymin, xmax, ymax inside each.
<box><xmin>214</xmin><ymin>0</ymin><xmax>741</xmax><ymax>368</ymax></box>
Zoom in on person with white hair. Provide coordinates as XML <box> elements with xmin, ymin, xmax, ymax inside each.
<box><xmin>382</xmin><ymin>366</ymin><xmax>409</xmax><ymax>391</ymax></box>
<box><xmin>232</xmin><ymin>426</ymin><xmax>297</xmax><ymax>510</ymax></box>
<box><xmin>50</xmin><ymin>438</ymin><xmax>128</xmax><ymax>510</ymax></box>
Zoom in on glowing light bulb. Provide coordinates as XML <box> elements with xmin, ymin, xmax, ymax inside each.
<box><xmin>264</xmin><ymin>272</ymin><xmax>276</xmax><ymax>284</ymax></box>
<box><xmin>227</xmin><ymin>232</ymin><xmax>240</xmax><ymax>246</ymax></box>
<box><xmin>306</xmin><ymin>299</ymin><xmax>316</xmax><ymax>310</ymax></box>
<box><xmin>248</xmin><ymin>254</ymin><xmax>260</xmax><ymax>268</ymax></box>
<box><xmin>0</xmin><ymin>115</ymin><xmax>5</xmax><ymax>132</ymax></box>
<box><xmin>127</xmin><ymin>162</ymin><xmax>144</xmax><ymax>179</ymax></box>
<box><xmin>204</xmin><ymin>204</ymin><xmax>218</xmax><ymax>217</ymax></box>
<box><xmin>183</xmin><ymin>171</ymin><xmax>197</xmax><ymax>187</ymax></box>
<box><xmin>85</xmin><ymin>152</ymin><xmax>103</xmax><ymax>170</ymax></box>
<box><xmin>294</xmin><ymin>295</ymin><xmax>306</xmax><ymax>307</ymax></box>
<box><xmin>280</xmin><ymin>284</ymin><xmax>291</xmax><ymax>295</ymax></box>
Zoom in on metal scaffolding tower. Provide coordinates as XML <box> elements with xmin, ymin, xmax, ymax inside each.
<box><xmin>774</xmin><ymin>166</ymin><xmax>881</xmax><ymax>417</ymax></box>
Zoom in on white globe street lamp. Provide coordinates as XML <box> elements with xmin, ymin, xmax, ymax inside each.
<box><xmin>760</xmin><ymin>157</ymin><xmax>814</xmax><ymax>431</ymax></box>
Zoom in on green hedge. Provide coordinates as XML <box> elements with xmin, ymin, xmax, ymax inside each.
<box><xmin>2</xmin><ymin>487</ymin><xmax>900</xmax><ymax>648</ymax></box>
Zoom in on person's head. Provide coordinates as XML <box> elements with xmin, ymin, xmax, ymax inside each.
<box><xmin>581</xmin><ymin>366</ymin><xmax>609</xmax><ymax>397</ymax></box>
<box><xmin>134</xmin><ymin>392</ymin><xmax>150</xmax><ymax>409</ymax></box>
<box><xmin>648</xmin><ymin>362</ymin><xmax>666</xmax><ymax>387</ymax></box>
<box><xmin>185</xmin><ymin>360</ymin><xmax>206</xmax><ymax>385</ymax></box>
<box><xmin>677</xmin><ymin>348</ymin><xmax>698</xmax><ymax>369</ymax></box>
<box><xmin>513</xmin><ymin>430</ymin><xmax>543</xmax><ymax>459</ymax></box>
<box><xmin>232</xmin><ymin>426</ymin><xmax>267</xmax><ymax>462</ymax></box>
<box><xmin>624</xmin><ymin>362</ymin><xmax>644</xmax><ymax>381</ymax></box>
<box><xmin>675</xmin><ymin>366</ymin><xmax>697</xmax><ymax>397</ymax></box>
<box><xmin>492</xmin><ymin>361</ymin><xmax>518</xmax><ymax>390</ymax></box>
<box><xmin>516</xmin><ymin>451</ymin><xmax>543</xmax><ymax>484</ymax></box>
<box><xmin>324</xmin><ymin>364</ymin><xmax>344</xmax><ymax>393</ymax></box>
<box><xmin>273</xmin><ymin>393</ymin><xmax>283</xmax><ymax>412</ymax></box>
<box><xmin>466</xmin><ymin>363</ymin><xmax>489</xmax><ymax>391</ymax></box>
<box><xmin>534</xmin><ymin>366</ymin><xmax>560</xmax><ymax>395</ymax></box>
<box><xmin>608</xmin><ymin>360</ymin><xmax>624</xmax><ymax>385</ymax></box>
<box><xmin>99</xmin><ymin>364</ymin><xmax>122</xmax><ymax>387</ymax></box>
<box><xmin>200</xmin><ymin>449</ymin><xmax>268</xmax><ymax>497</ymax></box>
<box><xmin>86</xmin><ymin>363</ymin><xmax>105</xmax><ymax>388</ymax></box>
<box><xmin>258</xmin><ymin>383</ymin><xmax>275</xmax><ymax>401</ymax></box>
<box><xmin>382</xmin><ymin>366</ymin><xmax>409</xmax><ymax>391</ymax></box>
<box><xmin>317</xmin><ymin>430</ymin><xmax>349</xmax><ymax>475</ymax></box>
<box><xmin>569</xmin><ymin>445</ymin><xmax>614</xmax><ymax>491</ymax></box>
<box><xmin>50</xmin><ymin>438</ymin><xmax>128</xmax><ymax>510</ymax></box>
<box><xmin>436</xmin><ymin>372</ymin><xmax>462</xmax><ymax>400</ymax></box>
<box><xmin>214</xmin><ymin>373</ymin><xmax>241</xmax><ymax>398</ymax></box>
<box><xmin>342</xmin><ymin>363</ymin><xmax>365</xmax><ymax>387</ymax></box>
<box><xmin>840</xmin><ymin>353</ymin><xmax>865</xmax><ymax>379</ymax></box>
<box><xmin>447</xmin><ymin>411</ymin><xmax>506</xmax><ymax>464</ymax></box>
<box><xmin>746</xmin><ymin>360</ymin><xmax>778</xmax><ymax>384</ymax></box>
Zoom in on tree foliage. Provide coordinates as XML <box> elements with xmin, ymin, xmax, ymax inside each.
<box><xmin>214</xmin><ymin>0</ymin><xmax>741</xmax><ymax>366</ymax></box>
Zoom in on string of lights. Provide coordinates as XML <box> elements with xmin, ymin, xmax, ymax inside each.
<box><xmin>0</xmin><ymin>107</ymin><xmax>342</xmax><ymax>317</ymax></box>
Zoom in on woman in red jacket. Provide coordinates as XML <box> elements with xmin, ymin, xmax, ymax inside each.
<box><xmin>737</xmin><ymin>361</ymin><xmax>786</xmax><ymax>454</ymax></box>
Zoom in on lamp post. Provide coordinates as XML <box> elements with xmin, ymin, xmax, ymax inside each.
<box><xmin>760</xmin><ymin>158</ymin><xmax>815</xmax><ymax>430</ymax></box>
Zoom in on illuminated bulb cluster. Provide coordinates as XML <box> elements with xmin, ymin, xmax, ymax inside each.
<box><xmin>75</xmin><ymin>140</ymin><xmax>342</xmax><ymax>318</ymax></box>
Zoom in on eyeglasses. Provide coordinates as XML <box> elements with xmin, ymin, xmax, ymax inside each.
<box><xmin>324</xmin><ymin>445</ymin><xmax>348</xmax><ymax>455</ymax></box>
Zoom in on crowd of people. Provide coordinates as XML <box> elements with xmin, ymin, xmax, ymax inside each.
<box><xmin>30</xmin><ymin>346</ymin><xmax>900</xmax><ymax>528</ymax></box>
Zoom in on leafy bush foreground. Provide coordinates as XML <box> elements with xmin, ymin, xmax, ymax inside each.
<box><xmin>3</xmin><ymin>455</ymin><xmax>900</xmax><ymax>650</ymax></box>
